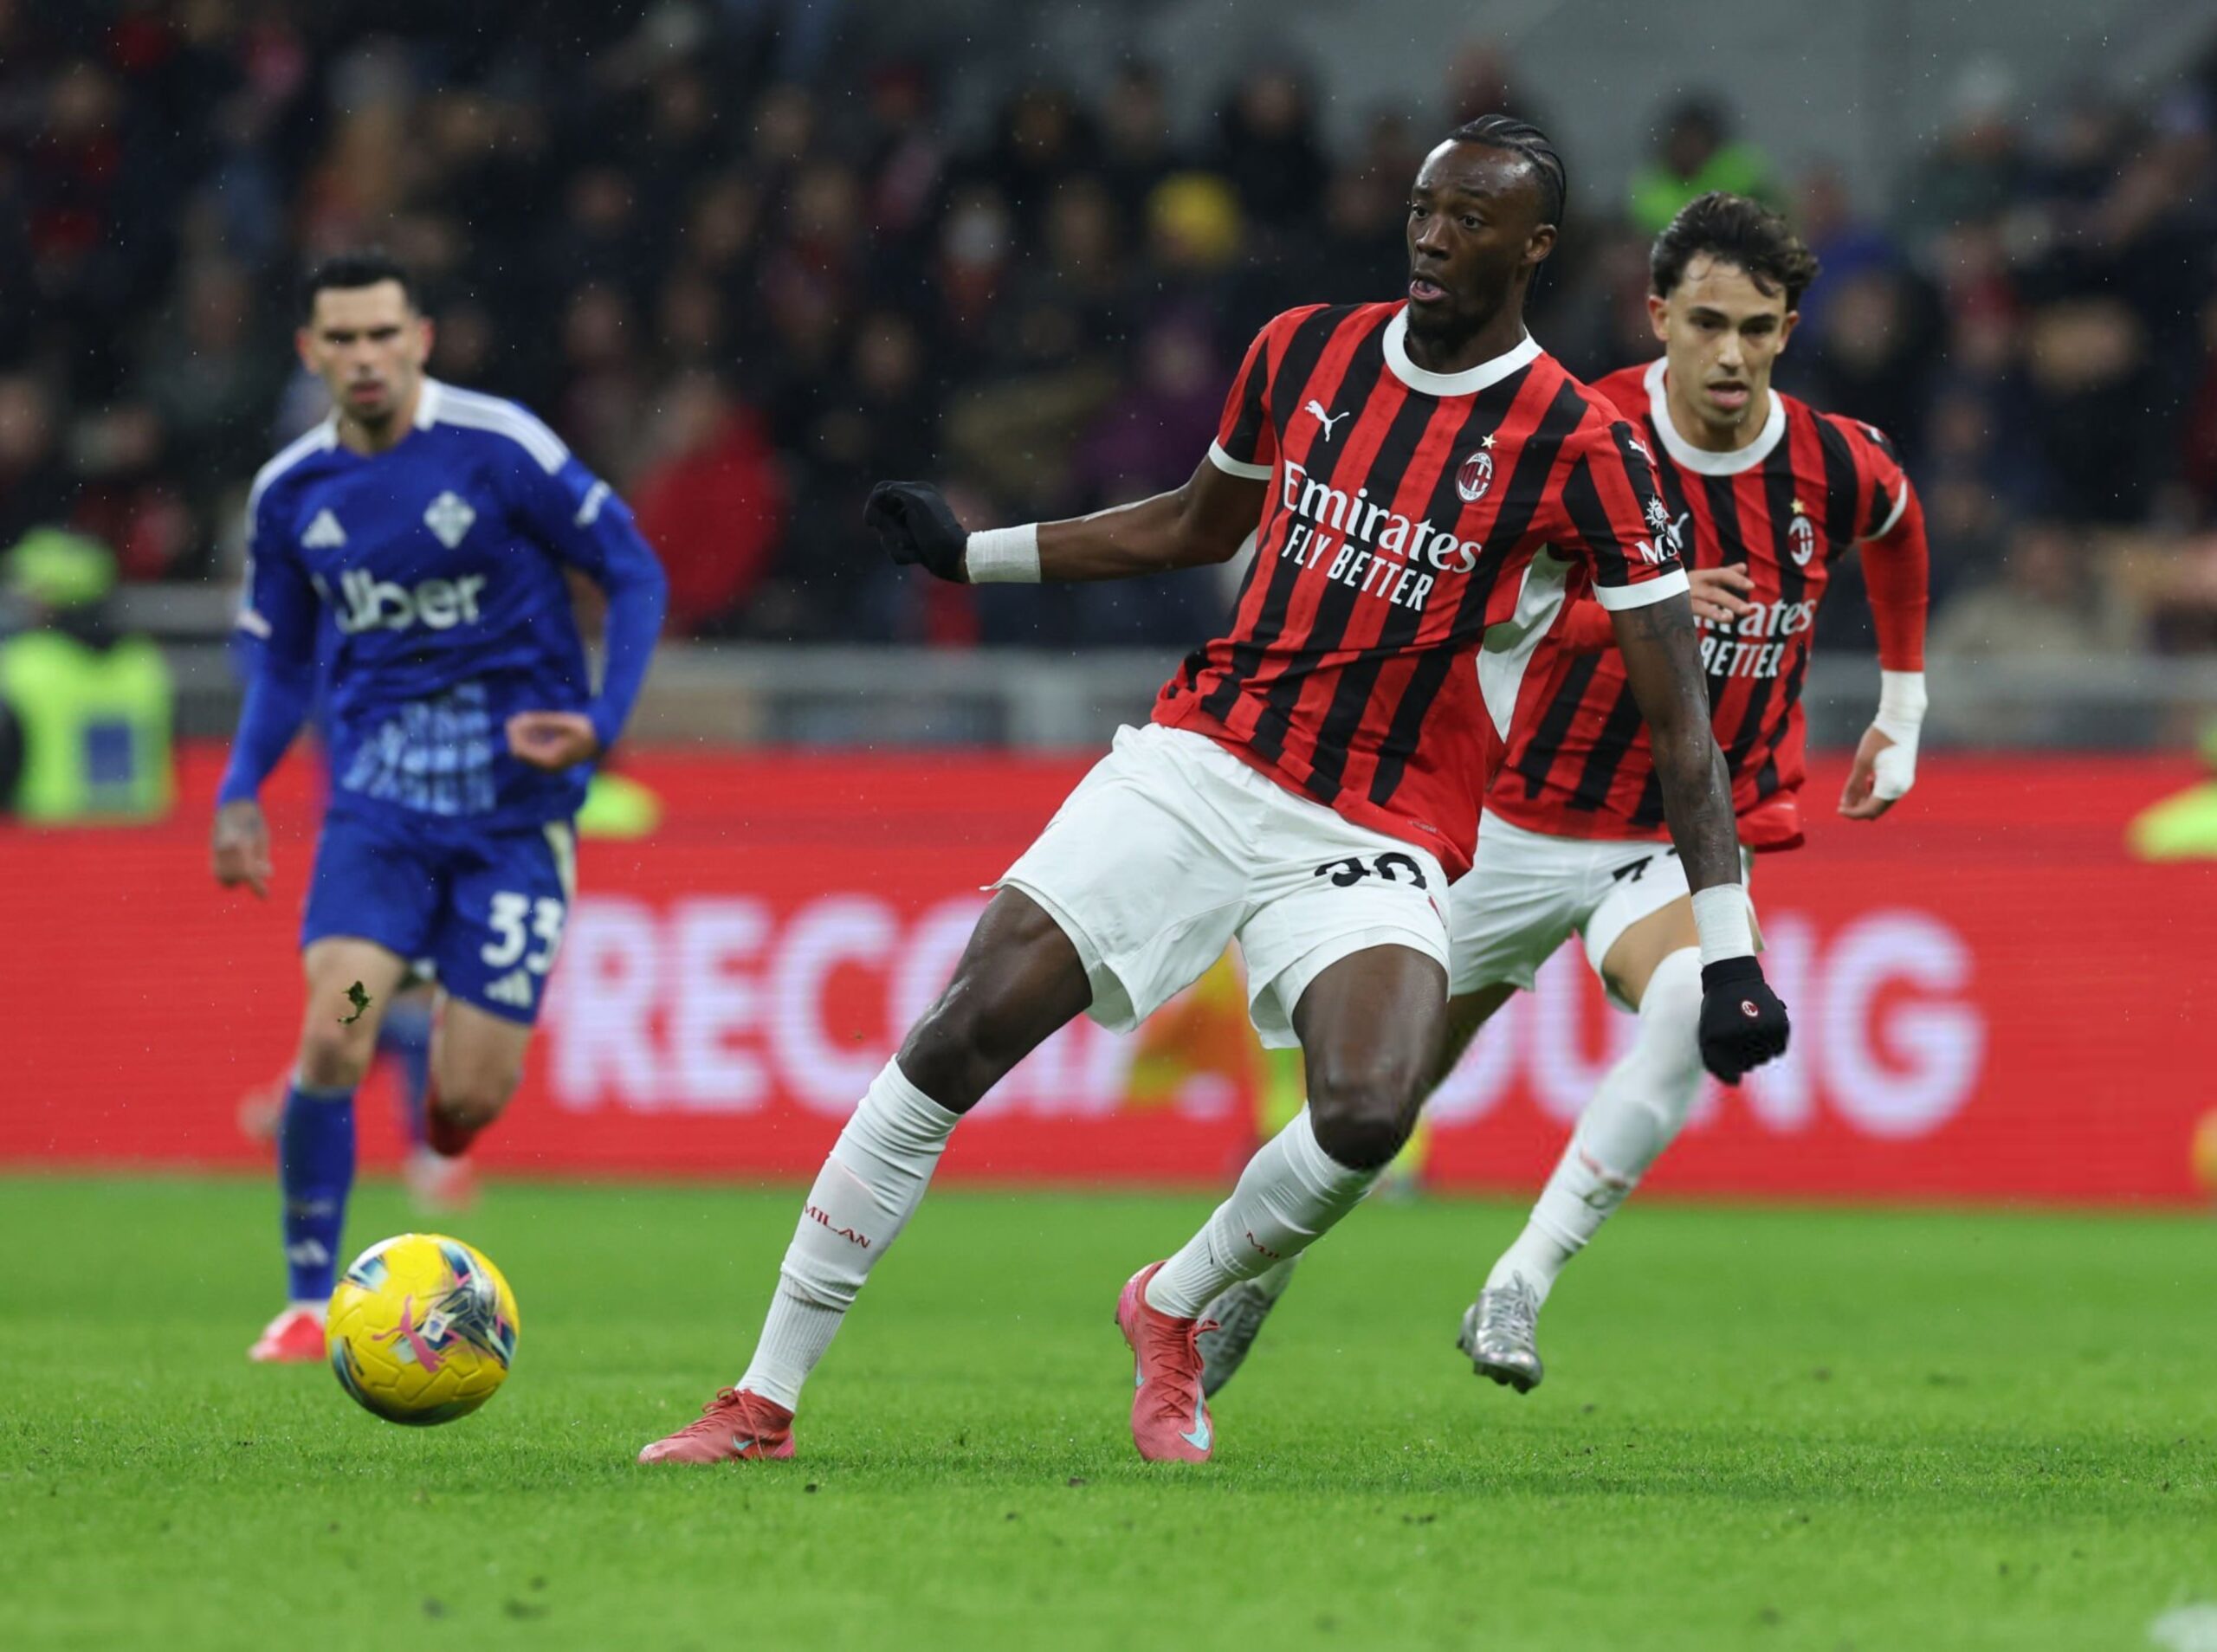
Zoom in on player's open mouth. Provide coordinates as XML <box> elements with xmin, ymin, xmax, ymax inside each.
<box><xmin>347</xmin><ymin>383</ymin><xmax>385</xmax><ymax>403</ymax></box>
<box><xmin>1708</xmin><ymin>384</ymin><xmax>1750</xmax><ymax>410</ymax></box>
<box><xmin>1408</xmin><ymin>276</ymin><xmax>1446</xmax><ymax>303</ymax></box>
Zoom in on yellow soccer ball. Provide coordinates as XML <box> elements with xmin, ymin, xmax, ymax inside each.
<box><xmin>327</xmin><ymin>1234</ymin><xmax>520</xmax><ymax>1426</ymax></box>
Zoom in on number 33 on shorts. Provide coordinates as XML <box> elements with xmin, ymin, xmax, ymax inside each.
<box><xmin>482</xmin><ymin>892</ymin><xmax>565</xmax><ymax>972</ymax></box>
<box><xmin>475</xmin><ymin>891</ymin><xmax>566</xmax><ymax>1013</ymax></box>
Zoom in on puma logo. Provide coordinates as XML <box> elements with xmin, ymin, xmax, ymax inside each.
<box><xmin>1304</xmin><ymin>400</ymin><xmax>1351</xmax><ymax>440</ymax></box>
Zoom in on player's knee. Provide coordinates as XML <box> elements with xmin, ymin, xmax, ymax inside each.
<box><xmin>1637</xmin><ymin>946</ymin><xmax>1708</xmax><ymax>1094</ymax></box>
<box><xmin>1304</xmin><ymin>1051</ymin><xmax>1427</xmax><ymax>1171</ymax></box>
<box><xmin>296</xmin><ymin>1023</ymin><xmax>375</xmax><ymax>1091</ymax></box>
<box><xmin>434</xmin><ymin>1066</ymin><xmax>520</xmax><ymax>1126</ymax></box>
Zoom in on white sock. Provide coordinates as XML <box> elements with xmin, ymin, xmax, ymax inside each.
<box><xmin>1488</xmin><ymin>946</ymin><xmax>1704</xmax><ymax>1305</ymax></box>
<box><xmin>739</xmin><ymin>1061</ymin><xmax>959</xmax><ymax>1410</ymax></box>
<box><xmin>1147</xmin><ymin>1109</ymin><xmax>1377</xmax><ymax>1318</ymax></box>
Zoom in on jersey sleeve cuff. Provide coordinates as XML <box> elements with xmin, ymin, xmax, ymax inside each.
<box><xmin>1206</xmin><ymin>442</ymin><xmax>1273</xmax><ymax>481</ymax></box>
<box><xmin>1592</xmin><ymin>567</ymin><xmax>1690</xmax><ymax>611</ymax></box>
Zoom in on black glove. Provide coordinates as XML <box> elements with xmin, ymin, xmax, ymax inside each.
<box><xmin>1697</xmin><ymin>955</ymin><xmax>1790</xmax><ymax>1085</ymax></box>
<box><xmin>863</xmin><ymin>481</ymin><xmax>967</xmax><ymax>582</ymax></box>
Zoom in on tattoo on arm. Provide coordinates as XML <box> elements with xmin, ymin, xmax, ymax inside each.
<box><xmin>1612</xmin><ymin>591</ymin><xmax>1742</xmax><ymax>892</ymax></box>
<box><xmin>1615</xmin><ymin>596</ymin><xmax>1695</xmax><ymax>644</ymax></box>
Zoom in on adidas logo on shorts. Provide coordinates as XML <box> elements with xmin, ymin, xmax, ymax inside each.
<box><xmin>483</xmin><ymin>970</ymin><xmax>534</xmax><ymax>1009</ymax></box>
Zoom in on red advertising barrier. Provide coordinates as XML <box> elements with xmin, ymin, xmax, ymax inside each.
<box><xmin>2</xmin><ymin>745</ymin><xmax>2212</xmax><ymax>1203</ymax></box>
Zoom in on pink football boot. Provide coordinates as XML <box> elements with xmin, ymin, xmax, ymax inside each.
<box><xmin>637</xmin><ymin>1388</ymin><xmax>796</xmax><ymax>1464</ymax></box>
<box><xmin>1116</xmin><ymin>1262</ymin><xmax>1217</xmax><ymax>1463</ymax></box>
<box><xmin>249</xmin><ymin>1306</ymin><xmax>327</xmax><ymax>1364</ymax></box>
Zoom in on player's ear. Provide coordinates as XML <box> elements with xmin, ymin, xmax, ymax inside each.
<box><xmin>1777</xmin><ymin>309</ymin><xmax>1800</xmax><ymax>354</ymax></box>
<box><xmin>1647</xmin><ymin>294</ymin><xmax>1670</xmax><ymax>344</ymax></box>
<box><xmin>294</xmin><ymin>327</ymin><xmax>316</xmax><ymax>372</ymax></box>
<box><xmin>1524</xmin><ymin>223</ymin><xmax>1557</xmax><ymax>268</ymax></box>
<box><xmin>415</xmin><ymin>316</ymin><xmax>435</xmax><ymax>366</ymax></box>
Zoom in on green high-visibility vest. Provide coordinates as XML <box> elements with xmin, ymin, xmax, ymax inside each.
<box><xmin>0</xmin><ymin>630</ymin><xmax>174</xmax><ymax>823</ymax></box>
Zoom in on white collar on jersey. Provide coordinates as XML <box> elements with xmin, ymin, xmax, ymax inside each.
<box><xmin>413</xmin><ymin>378</ymin><xmax>446</xmax><ymax>429</ymax></box>
<box><xmin>1383</xmin><ymin>308</ymin><xmax>1542</xmax><ymax>397</ymax></box>
<box><xmin>1643</xmin><ymin>356</ymin><xmax>1787</xmax><ymax>475</ymax></box>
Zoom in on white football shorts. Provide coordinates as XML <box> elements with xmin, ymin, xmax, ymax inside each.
<box><xmin>997</xmin><ymin>723</ymin><xmax>1450</xmax><ymax>1049</ymax></box>
<box><xmin>1448</xmin><ymin>810</ymin><xmax>1755</xmax><ymax>1008</ymax></box>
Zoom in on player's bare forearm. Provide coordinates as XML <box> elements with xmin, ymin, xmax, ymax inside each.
<box><xmin>1037</xmin><ymin>458</ymin><xmax>1264</xmax><ymax>581</ymax></box>
<box><xmin>1613</xmin><ymin>593</ymin><xmax>1741</xmax><ymax>893</ymax></box>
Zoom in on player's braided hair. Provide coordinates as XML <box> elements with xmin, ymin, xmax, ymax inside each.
<box><xmin>1651</xmin><ymin>192</ymin><xmax>1821</xmax><ymax>310</ymax></box>
<box><xmin>1447</xmin><ymin>114</ymin><xmax>1567</xmax><ymax>227</ymax></box>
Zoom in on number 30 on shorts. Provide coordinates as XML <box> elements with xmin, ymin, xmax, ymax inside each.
<box><xmin>1313</xmin><ymin>851</ymin><xmax>1429</xmax><ymax>889</ymax></box>
<box><xmin>482</xmin><ymin>892</ymin><xmax>566</xmax><ymax>975</ymax></box>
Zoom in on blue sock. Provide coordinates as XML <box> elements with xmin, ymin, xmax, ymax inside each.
<box><xmin>378</xmin><ymin>999</ymin><xmax>435</xmax><ymax>1148</ymax></box>
<box><xmin>280</xmin><ymin>1081</ymin><xmax>357</xmax><ymax>1304</ymax></box>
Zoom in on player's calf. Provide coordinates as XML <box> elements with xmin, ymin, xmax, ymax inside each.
<box><xmin>424</xmin><ymin>999</ymin><xmax>531</xmax><ymax>1157</ymax></box>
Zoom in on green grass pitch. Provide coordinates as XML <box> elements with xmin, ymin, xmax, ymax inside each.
<box><xmin>3</xmin><ymin>1174</ymin><xmax>2214</xmax><ymax>1651</ymax></box>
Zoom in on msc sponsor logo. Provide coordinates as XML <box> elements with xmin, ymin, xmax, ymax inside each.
<box><xmin>320</xmin><ymin>568</ymin><xmax>490</xmax><ymax>635</ymax></box>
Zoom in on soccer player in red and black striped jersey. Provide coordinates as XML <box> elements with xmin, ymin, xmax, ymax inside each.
<box><xmin>1197</xmin><ymin>192</ymin><xmax>1931</xmax><ymax>1402</ymax></box>
<box><xmin>639</xmin><ymin>123</ymin><xmax>1791</xmax><ymax>1470</ymax></box>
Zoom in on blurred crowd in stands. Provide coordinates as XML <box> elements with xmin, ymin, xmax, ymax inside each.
<box><xmin>3</xmin><ymin>1</ymin><xmax>2216</xmax><ymax>658</ymax></box>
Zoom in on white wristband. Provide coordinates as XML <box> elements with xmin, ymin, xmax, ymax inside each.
<box><xmin>965</xmin><ymin>523</ymin><xmax>1041</xmax><ymax>584</ymax></box>
<box><xmin>1691</xmin><ymin>883</ymin><xmax>1757</xmax><ymax>966</ymax></box>
<box><xmin>1870</xmin><ymin>669</ymin><xmax>1926</xmax><ymax>801</ymax></box>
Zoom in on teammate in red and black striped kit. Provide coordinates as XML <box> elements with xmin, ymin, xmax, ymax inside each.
<box><xmin>1498</xmin><ymin>320</ymin><xmax>1923</xmax><ymax>849</ymax></box>
<box><xmin>1197</xmin><ymin>192</ymin><xmax>1931</xmax><ymax>1403</ymax></box>
<box><xmin>640</xmin><ymin>122</ymin><xmax>1791</xmax><ymax>1471</ymax></box>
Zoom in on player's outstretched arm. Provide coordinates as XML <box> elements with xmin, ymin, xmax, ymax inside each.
<box><xmin>1841</xmin><ymin>487</ymin><xmax>1930</xmax><ymax>822</ymax></box>
<box><xmin>507</xmin><ymin>447</ymin><xmax>670</xmax><ymax>770</ymax></box>
<box><xmin>213</xmin><ymin>650</ymin><xmax>313</xmax><ymax>898</ymax></box>
<box><xmin>1614</xmin><ymin>591</ymin><xmax>1789</xmax><ymax>1083</ymax></box>
<box><xmin>865</xmin><ymin>457</ymin><xmax>1266</xmax><ymax>587</ymax></box>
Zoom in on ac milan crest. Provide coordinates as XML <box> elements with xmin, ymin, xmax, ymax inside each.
<box><xmin>1787</xmin><ymin>512</ymin><xmax>1817</xmax><ymax>566</ymax></box>
<box><xmin>1456</xmin><ymin>448</ymin><xmax>1494</xmax><ymax>504</ymax></box>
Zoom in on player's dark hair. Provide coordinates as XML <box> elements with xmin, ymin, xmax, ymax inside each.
<box><xmin>301</xmin><ymin>249</ymin><xmax>419</xmax><ymax>320</ymax></box>
<box><xmin>1446</xmin><ymin>114</ymin><xmax>1567</xmax><ymax>227</ymax></box>
<box><xmin>1650</xmin><ymin>192</ymin><xmax>1820</xmax><ymax>310</ymax></box>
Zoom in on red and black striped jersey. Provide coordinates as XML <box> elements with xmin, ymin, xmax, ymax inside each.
<box><xmin>1491</xmin><ymin>358</ymin><xmax>1914</xmax><ymax>850</ymax></box>
<box><xmin>1152</xmin><ymin>303</ymin><xmax>1688</xmax><ymax>878</ymax></box>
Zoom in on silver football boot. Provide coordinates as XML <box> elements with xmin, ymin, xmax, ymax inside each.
<box><xmin>1457</xmin><ymin>1273</ymin><xmax>1544</xmax><ymax>1392</ymax></box>
<box><xmin>1195</xmin><ymin>1258</ymin><xmax>1300</xmax><ymax>1397</ymax></box>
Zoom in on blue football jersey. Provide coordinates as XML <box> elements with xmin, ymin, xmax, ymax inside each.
<box><xmin>236</xmin><ymin>379</ymin><xmax>663</xmax><ymax>829</ymax></box>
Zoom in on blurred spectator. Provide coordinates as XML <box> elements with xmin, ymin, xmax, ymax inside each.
<box><xmin>2020</xmin><ymin>297</ymin><xmax>2163</xmax><ymax>523</ymax></box>
<box><xmin>0</xmin><ymin>527</ymin><xmax>173</xmax><ymax>823</ymax></box>
<box><xmin>1098</xmin><ymin>62</ymin><xmax>1184</xmax><ymax>223</ymax></box>
<box><xmin>1627</xmin><ymin>96</ymin><xmax>1781</xmax><ymax>236</ymax></box>
<box><xmin>629</xmin><ymin>371</ymin><xmax>786</xmax><ymax>637</ymax></box>
<box><xmin>1929</xmin><ymin>519</ymin><xmax>2141</xmax><ymax>661</ymax></box>
<box><xmin>1897</xmin><ymin>60</ymin><xmax>2026</xmax><ymax>242</ymax></box>
<box><xmin>1797</xmin><ymin>265</ymin><xmax>1946</xmax><ymax>467</ymax></box>
<box><xmin>1213</xmin><ymin>66</ymin><xmax>1328</xmax><ymax>238</ymax></box>
<box><xmin>1443</xmin><ymin>42</ymin><xmax>1542</xmax><ymax>130</ymax></box>
<box><xmin>1789</xmin><ymin>164</ymin><xmax>1897</xmax><ymax>345</ymax></box>
<box><xmin>0</xmin><ymin>375</ymin><xmax>69</xmax><ymax>547</ymax></box>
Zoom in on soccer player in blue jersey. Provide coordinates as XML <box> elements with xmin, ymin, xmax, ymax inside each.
<box><xmin>214</xmin><ymin>253</ymin><xmax>667</xmax><ymax>1363</ymax></box>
